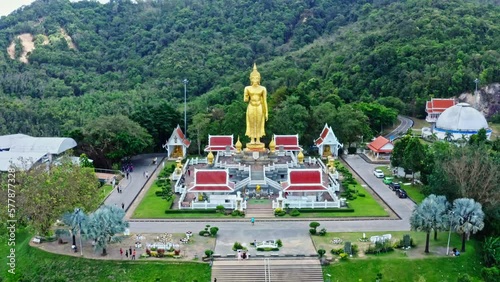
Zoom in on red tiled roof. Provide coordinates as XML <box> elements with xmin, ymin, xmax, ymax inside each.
<box><xmin>275</xmin><ymin>135</ymin><xmax>301</xmax><ymax>151</ymax></box>
<box><xmin>281</xmin><ymin>169</ymin><xmax>328</xmax><ymax>192</ymax></box>
<box><xmin>367</xmin><ymin>136</ymin><xmax>393</xmax><ymax>153</ymax></box>
<box><xmin>188</xmin><ymin>169</ymin><xmax>235</xmax><ymax>192</ymax></box>
<box><xmin>204</xmin><ymin>135</ymin><xmax>235</xmax><ymax>152</ymax></box>
<box><xmin>426</xmin><ymin>99</ymin><xmax>456</xmax><ymax>114</ymax></box>
<box><xmin>315</xmin><ymin>127</ymin><xmax>329</xmax><ymax>146</ymax></box>
<box><xmin>173</xmin><ymin>125</ymin><xmax>191</xmax><ymax>146</ymax></box>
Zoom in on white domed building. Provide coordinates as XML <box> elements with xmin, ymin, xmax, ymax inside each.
<box><xmin>422</xmin><ymin>103</ymin><xmax>492</xmax><ymax>141</ymax></box>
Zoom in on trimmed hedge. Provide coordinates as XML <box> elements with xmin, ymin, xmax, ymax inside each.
<box><xmin>165</xmin><ymin>209</ymin><xmax>217</xmax><ymax>214</ymax></box>
<box><xmin>297</xmin><ymin>208</ymin><xmax>354</xmax><ymax>213</ymax></box>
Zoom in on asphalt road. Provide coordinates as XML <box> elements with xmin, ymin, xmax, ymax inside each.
<box><xmin>384</xmin><ymin>115</ymin><xmax>414</xmax><ymax>140</ymax></box>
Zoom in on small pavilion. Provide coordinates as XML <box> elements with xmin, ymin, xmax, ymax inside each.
<box><xmin>163</xmin><ymin>125</ymin><xmax>190</xmax><ymax>159</ymax></box>
<box><xmin>367</xmin><ymin>136</ymin><xmax>393</xmax><ymax>159</ymax></box>
<box><xmin>314</xmin><ymin>123</ymin><xmax>343</xmax><ymax>158</ymax></box>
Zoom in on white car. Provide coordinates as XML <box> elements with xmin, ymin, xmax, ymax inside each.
<box><xmin>373</xmin><ymin>169</ymin><xmax>385</xmax><ymax>178</ymax></box>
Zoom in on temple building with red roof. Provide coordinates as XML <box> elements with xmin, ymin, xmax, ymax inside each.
<box><xmin>273</xmin><ymin>134</ymin><xmax>301</xmax><ymax>153</ymax></box>
<box><xmin>425</xmin><ymin>98</ymin><xmax>456</xmax><ymax>124</ymax></box>
<box><xmin>314</xmin><ymin>124</ymin><xmax>343</xmax><ymax>158</ymax></box>
<box><xmin>163</xmin><ymin>125</ymin><xmax>190</xmax><ymax>159</ymax></box>
<box><xmin>367</xmin><ymin>136</ymin><xmax>394</xmax><ymax>159</ymax></box>
<box><xmin>204</xmin><ymin>135</ymin><xmax>236</xmax><ymax>154</ymax></box>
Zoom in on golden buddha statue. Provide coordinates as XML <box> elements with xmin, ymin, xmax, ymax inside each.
<box><xmin>244</xmin><ymin>63</ymin><xmax>268</xmax><ymax>150</ymax></box>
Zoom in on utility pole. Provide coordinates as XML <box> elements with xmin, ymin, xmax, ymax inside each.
<box><xmin>183</xmin><ymin>79</ymin><xmax>188</xmax><ymax>138</ymax></box>
<box><xmin>474</xmin><ymin>78</ymin><xmax>479</xmax><ymax>93</ymax></box>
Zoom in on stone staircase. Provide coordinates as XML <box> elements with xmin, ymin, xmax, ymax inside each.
<box><xmin>245</xmin><ymin>200</ymin><xmax>274</xmax><ymax>218</ymax></box>
<box><xmin>211</xmin><ymin>259</ymin><xmax>324</xmax><ymax>282</ymax></box>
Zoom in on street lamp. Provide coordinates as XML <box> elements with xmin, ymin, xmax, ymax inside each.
<box><xmin>474</xmin><ymin>78</ymin><xmax>479</xmax><ymax>93</ymax></box>
<box><xmin>75</xmin><ymin>208</ymin><xmax>84</xmax><ymax>256</ymax></box>
<box><xmin>183</xmin><ymin>79</ymin><xmax>188</xmax><ymax>139</ymax></box>
<box><xmin>446</xmin><ymin>211</ymin><xmax>455</xmax><ymax>256</ymax></box>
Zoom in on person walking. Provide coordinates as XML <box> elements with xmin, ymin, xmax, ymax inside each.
<box><xmin>122</xmin><ymin>202</ymin><xmax>125</xmax><ymax>209</ymax></box>
<box><xmin>129</xmin><ymin>246</ymin><xmax>132</xmax><ymax>257</ymax></box>
<box><xmin>251</xmin><ymin>217</ymin><xmax>255</xmax><ymax>225</ymax></box>
<box><xmin>145</xmin><ymin>171</ymin><xmax>149</xmax><ymax>178</ymax></box>
<box><xmin>125</xmin><ymin>250</ymin><xmax>128</xmax><ymax>258</ymax></box>
<box><xmin>126</xmin><ymin>171</ymin><xmax>129</xmax><ymax>179</ymax></box>
<box><xmin>120</xmin><ymin>248</ymin><xmax>123</xmax><ymax>258</ymax></box>
<box><xmin>132</xmin><ymin>249</ymin><xmax>136</xmax><ymax>260</ymax></box>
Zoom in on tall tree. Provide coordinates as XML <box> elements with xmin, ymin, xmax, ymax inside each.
<box><xmin>79</xmin><ymin>115</ymin><xmax>153</xmax><ymax>168</ymax></box>
<box><xmin>451</xmin><ymin>198</ymin><xmax>485</xmax><ymax>253</ymax></box>
<box><xmin>390</xmin><ymin>133</ymin><xmax>412</xmax><ymax>168</ymax></box>
<box><xmin>403</xmin><ymin>137</ymin><xmax>427</xmax><ymax>181</ymax></box>
<box><xmin>188</xmin><ymin>112</ymin><xmax>211</xmax><ymax>155</ymax></box>
<box><xmin>62</xmin><ymin>208</ymin><xmax>88</xmax><ymax>247</ymax></box>
<box><xmin>410</xmin><ymin>194</ymin><xmax>450</xmax><ymax>253</ymax></box>
<box><xmin>331</xmin><ymin>104</ymin><xmax>371</xmax><ymax>147</ymax></box>
<box><xmin>82</xmin><ymin>205</ymin><xmax>129</xmax><ymax>256</ymax></box>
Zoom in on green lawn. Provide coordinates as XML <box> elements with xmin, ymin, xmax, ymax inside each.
<box><xmin>345</xmin><ymin>183</ymin><xmax>389</xmax><ymax>217</ymax></box>
<box><xmin>411</xmin><ymin>117</ymin><xmax>431</xmax><ymax>130</ymax></box>
<box><xmin>98</xmin><ymin>184</ymin><xmax>114</xmax><ymax>203</ymax></box>
<box><xmin>132</xmin><ymin>181</ymin><xmax>174</xmax><ymax>218</ymax></box>
<box><xmin>490</xmin><ymin>122</ymin><xmax>500</xmax><ymax>139</ymax></box>
<box><xmin>0</xmin><ymin>230</ymin><xmax>210</xmax><ymax>282</ymax></box>
<box><xmin>313</xmin><ymin>231</ymin><xmax>483</xmax><ymax>281</ymax></box>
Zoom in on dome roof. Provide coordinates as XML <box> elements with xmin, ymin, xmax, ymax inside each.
<box><xmin>436</xmin><ymin>103</ymin><xmax>488</xmax><ymax>132</ymax></box>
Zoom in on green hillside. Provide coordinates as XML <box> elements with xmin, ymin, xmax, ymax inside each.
<box><xmin>0</xmin><ymin>0</ymin><xmax>498</xmax><ymax>162</ymax></box>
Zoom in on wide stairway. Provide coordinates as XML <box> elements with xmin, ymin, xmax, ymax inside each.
<box><xmin>211</xmin><ymin>259</ymin><xmax>324</xmax><ymax>282</ymax></box>
<box><xmin>245</xmin><ymin>200</ymin><xmax>274</xmax><ymax>218</ymax></box>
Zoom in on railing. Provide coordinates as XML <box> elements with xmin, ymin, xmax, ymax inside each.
<box><xmin>276</xmin><ymin>200</ymin><xmax>340</xmax><ymax>209</ymax></box>
<box><xmin>235</xmin><ymin>177</ymin><xmax>250</xmax><ymax>190</ymax></box>
<box><xmin>264</xmin><ymin>177</ymin><xmax>281</xmax><ymax>190</ymax></box>
<box><xmin>264</xmin><ymin>258</ymin><xmax>271</xmax><ymax>282</ymax></box>
<box><xmin>178</xmin><ymin>200</ymin><xmax>247</xmax><ymax>210</ymax></box>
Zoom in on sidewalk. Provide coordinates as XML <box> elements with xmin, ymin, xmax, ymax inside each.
<box><xmin>104</xmin><ymin>153</ymin><xmax>166</xmax><ymax>212</ymax></box>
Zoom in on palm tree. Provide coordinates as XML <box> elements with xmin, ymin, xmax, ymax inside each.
<box><xmin>410</xmin><ymin>194</ymin><xmax>449</xmax><ymax>253</ymax></box>
<box><xmin>451</xmin><ymin>198</ymin><xmax>485</xmax><ymax>252</ymax></box>
<box><xmin>62</xmin><ymin>208</ymin><xmax>87</xmax><ymax>247</ymax></box>
<box><xmin>445</xmin><ymin>131</ymin><xmax>453</xmax><ymax>142</ymax></box>
<box><xmin>433</xmin><ymin>195</ymin><xmax>450</xmax><ymax>240</ymax></box>
<box><xmin>82</xmin><ymin>205</ymin><xmax>129</xmax><ymax>256</ymax></box>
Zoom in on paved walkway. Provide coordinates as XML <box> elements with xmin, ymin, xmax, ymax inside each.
<box><xmin>104</xmin><ymin>153</ymin><xmax>165</xmax><ymax>211</ymax></box>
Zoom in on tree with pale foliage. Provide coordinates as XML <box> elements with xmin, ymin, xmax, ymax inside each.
<box><xmin>451</xmin><ymin>198</ymin><xmax>485</xmax><ymax>253</ymax></box>
<box><xmin>2</xmin><ymin>156</ymin><xmax>99</xmax><ymax>235</ymax></box>
<box><xmin>82</xmin><ymin>205</ymin><xmax>129</xmax><ymax>256</ymax></box>
<box><xmin>410</xmin><ymin>194</ymin><xmax>450</xmax><ymax>253</ymax></box>
<box><xmin>62</xmin><ymin>208</ymin><xmax>88</xmax><ymax>247</ymax></box>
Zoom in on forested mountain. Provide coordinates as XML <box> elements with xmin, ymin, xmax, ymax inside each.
<box><xmin>0</xmin><ymin>0</ymin><xmax>498</xmax><ymax>162</ymax></box>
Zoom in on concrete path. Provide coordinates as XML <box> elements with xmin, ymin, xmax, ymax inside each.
<box><xmin>103</xmin><ymin>153</ymin><xmax>165</xmax><ymax>211</ymax></box>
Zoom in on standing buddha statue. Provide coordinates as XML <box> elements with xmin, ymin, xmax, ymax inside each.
<box><xmin>244</xmin><ymin>63</ymin><xmax>268</xmax><ymax>150</ymax></box>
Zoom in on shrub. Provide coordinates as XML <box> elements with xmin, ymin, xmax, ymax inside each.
<box><xmin>257</xmin><ymin>247</ymin><xmax>280</xmax><ymax>251</ymax></box>
<box><xmin>318</xmin><ymin>228</ymin><xmax>327</xmax><ymax>236</ymax></box>
<box><xmin>210</xmin><ymin>227</ymin><xmax>219</xmax><ymax>236</ymax></box>
<box><xmin>276</xmin><ymin>239</ymin><xmax>283</xmax><ymax>247</ymax></box>
<box><xmin>216</xmin><ymin>205</ymin><xmax>225</xmax><ymax>213</ymax></box>
<box><xmin>365</xmin><ymin>241</ymin><xmax>394</xmax><ymax>254</ymax></box>
<box><xmin>290</xmin><ymin>209</ymin><xmax>300</xmax><ymax>216</ymax></box>
<box><xmin>232</xmin><ymin>242</ymin><xmax>244</xmax><ymax>251</ymax></box>
<box><xmin>357</xmin><ymin>193</ymin><xmax>365</xmax><ymax>197</ymax></box>
<box><xmin>347</xmin><ymin>147</ymin><xmax>357</xmax><ymax>154</ymax></box>
<box><xmin>331</xmin><ymin>248</ymin><xmax>344</xmax><ymax>255</ymax></box>
<box><xmin>339</xmin><ymin>252</ymin><xmax>348</xmax><ymax>260</ymax></box>
<box><xmin>205</xmin><ymin>249</ymin><xmax>214</xmax><ymax>257</ymax></box>
<box><xmin>199</xmin><ymin>230</ymin><xmax>209</xmax><ymax>236</ymax></box>
<box><xmin>317</xmin><ymin>249</ymin><xmax>326</xmax><ymax>258</ymax></box>
<box><xmin>309</xmin><ymin>222</ymin><xmax>320</xmax><ymax>231</ymax></box>
<box><xmin>155</xmin><ymin>191</ymin><xmax>165</xmax><ymax>197</ymax></box>
<box><xmin>482</xmin><ymin>266</ymin><xmax>500</xmax><ymax>282</ymax></box>
<box><xmin>157</xmin><ymin>249</ymin><xmax>165</xmax><ymax>258</ymax></box>
<box><xmin>351</xmin><ymin>244</ymin><xmax>359</xmax><ymax>255</ymax></box>
<box><xmin>309</xmin><ymin>228</ymin><xmax>317</xmax><ymax>235</ymax></box>
<box><xmin>232</xmin><ymin>210</ymin><xmax>243</xmax><ymax>216</ymax></box>
<box><xmin>146</xmin><ymin>248</ymin><xmax>151</xmax><ymax>256</ymax></box>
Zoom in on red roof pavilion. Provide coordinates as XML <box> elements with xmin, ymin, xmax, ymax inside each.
<box><xmin>367</xmin><ymin>136</ymin><xmax>393</xmax><ymax>153</ymax></box>
<box><xmin>274</xmin><ymin>134</ymin><xmax>301</xmax><ymax>151</ymax></box>
<box><xmin>204</xmin><ymin>135</ymin><xmax>235</xmax><ymax>152</ymax></box>
<box><xmin>187</xmin><ymin>169</ymin><xmax>235</xmax><ymax>192</ymax></box>
<box><xmin>281</xmin><ymin>169</ymin><xmax>328</xmax><ymax>192</ymax></box>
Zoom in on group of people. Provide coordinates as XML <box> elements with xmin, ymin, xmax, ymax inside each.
<box><xmin>120</xmin><ymin>247</ymin><xmax>137</xmax><ymax>260</ymax></box>
<box><xmin>237</xmin><ymin>250</ymin><xmax>248</xmax><ymax>260</ymax></box>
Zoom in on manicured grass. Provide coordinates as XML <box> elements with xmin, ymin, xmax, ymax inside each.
<box><xmin>411</xmin><ymin>117</ymin><xmax>431</xmax><ymax>130</ymax></box>
<box><xmin>400</xmin><ymin>183</ymin><xmax>426</xmax><ymax>204</ymax></box>
<box><xmin>133</xmin><ymin>181</ymin><xmax>173</xmax><ymax>218</ymax></box>
<box><xmin>345</xmin><ymin>183</ymin><xmax>389</xmax><ymax>217</ymax></box>
<box><xmin>0</xmin><ymin>230</ymin><xmax>210</xmax><ymax>282</ymax></box>
<box><xmin>98</xmin><ymin>184</ymin><xmax>114</xmax><ymax>202</ymax></box>
<box><xmin>314</xmin><ymin>231</ymin><xmax>483</xmax><ymax>281</ymax></box>
<box><xmin>490</xmin><ymin>122</ymin><xmax>500</xmax><ymax>138</ymax></box>
<box><xmin>375</xmin><ymin>165</ymin><xmax>392</xmax><ymax>176</ymax></box>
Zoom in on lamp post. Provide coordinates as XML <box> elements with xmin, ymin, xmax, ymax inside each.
<box><xmin>446</xmin><ymin>211</ymin><xmax>455</xmax><ymax>256</ymax></box>
<box><xmin>183</xmin><ymin>79</ymin><xmax>188</xmax><ymax>139</ymax></box>
<box><xmin>474</xmin><ymin>78</ymin><xmax>479</xmax><ymax>93</ymax></box>
<box><xmin>75</xmin><ymin>208</ymin><xmax>84</xmax><ymax>256</ymax></box>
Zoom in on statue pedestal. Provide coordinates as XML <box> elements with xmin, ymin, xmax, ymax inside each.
<box><xmin>244</xmin><ymin>142</ymin><xmax>266</xmax><ymax>152</ymax></box>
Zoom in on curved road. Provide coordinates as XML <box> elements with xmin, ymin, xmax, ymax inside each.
<box><xmin>384</xmin><ymin>115</ymin><xmax>414</xmax><ymax>140</ymax></box>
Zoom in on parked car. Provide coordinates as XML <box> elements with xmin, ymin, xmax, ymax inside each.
<box><xmin>389</xmin><ymin>182</ymin><xmax>401</xmax><ymax>191</ymax></box>
<box><xmin>373</xmin><ymin>169</ymin><xmax>385</xmax><ymax>178</ymax></box>
<box><xmin>396</xmin><ymin>188</ymin><xmax>408</xmax><ymax>198</ymax></box>
<box><xmin>383</xmin><ymin>177</ymin><xmax>394</xmax><ymax>185</ymax></box>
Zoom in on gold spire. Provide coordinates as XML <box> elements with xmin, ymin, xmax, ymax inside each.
<box><xmin>250</xmin><ymin>63</ymin><xmax>260</xmax><ymax>79</ymax></box>
<box><xmin>297</xmin><ymin>149</ymin><xmax>304</xmax><ymax>164</ymax></box>
<box><xmin>207</xmin><ymin>150</ymin><xmax>214</xmax><ymax>165</ymax></box>
<box><xmin>269</xmin><ymin>136</ymin><xmax>276</xmax><ymax>153</ymax></box>
<box><xmin>235</xmin><ymin>136</ymin><xmax>242</xmax><ymax>153</ymax></box>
